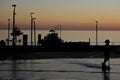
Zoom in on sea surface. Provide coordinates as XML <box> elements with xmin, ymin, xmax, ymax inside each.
<box><xmin>0</xmin><ymin>30</ymin><xmax>120</xmax><ymax>45</ymax></box>
<box><xmin>0</xmin><ymin>58</ymin><xmax>120</xmax><ymax>80</ymax></box>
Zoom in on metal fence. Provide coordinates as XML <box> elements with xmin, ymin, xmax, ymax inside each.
<box><xmin>90</xmin><ymin>42</ymin><xmax>120</xmax><ymax>45</ymax></box>
<box><xmin>5</xmin><ymin>41</ymin><xmax>120</xmax><ymax>46</ymax></box>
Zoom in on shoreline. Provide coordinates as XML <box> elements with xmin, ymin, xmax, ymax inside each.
<box><xmin>0</xmin><ymin>45</ymin><xmax>120</xmax><ymax>59</ymax></box>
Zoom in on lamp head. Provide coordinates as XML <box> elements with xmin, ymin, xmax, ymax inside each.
<box><xmin>12</xmin><ymin>4</ymin><xmax>16</xmax><ymax>7</ymax></box>
<box><xmin>33</xmin><ymin>18</ymin><xmax>36</xmax><ymax>20</ymax></box>
<box><xmin>30</xmin><ymin>12</ymin><xmax>34</xmax><ymax>14</ymax></box>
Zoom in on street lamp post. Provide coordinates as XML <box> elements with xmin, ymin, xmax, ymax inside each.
<box><xmin>33</xmin><ymin>18</ymin><xmax>36</xmax><ymax>45</ymax></box>
<box><xmin>58</xmin><ymin>25</ymin><xmax>62</xmax><ymax>39</ymax></box>
<box><xmin>8</xmin><ymin>19</ymin><xmax>10</xmax><ymax>46</ymax></box>
<box><xmin>30</xmin><ymin>12</ymin><xmax>34</xmax><ymax>46</ymax></box>
<box><xmin>12</xmin><ymin>4</ymin><xmax>16</xmax><ymax>46</ymax></box>
<box><xmin>96</xmin><ymin>21</ymin><xmax>98</xmax><ymax>46</ymax></box>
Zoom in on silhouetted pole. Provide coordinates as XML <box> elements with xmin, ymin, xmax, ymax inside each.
<box><xmin>58</xmin><ymin>25</ymin><xmax>62</xmax><ymax>39</ymax></box>
<box><xmin>8</xmin><ymin>19</ymin><xmax>10</xmax><ymax>46</ymax></box>
<box><xmin>60</xmin><ymin>25</ymin><xmax>62</xmax><ymax>39</ymax></box>
<box><xmin>96</xmin><ymin>21</ymin><xmax>98</xmax><ymax>46</ymax></box>
<box><xmin>30</xmin><ymin>12</ymin><xmax>34</xmax><ymax>46</ymax></box>
<box><xmin>54</xmin><ymin>26</ymin><xmax>58</xmax><ymax>34</ymax></box>
<box><xmin>12</xmin><ymin>4</ymin><xmax>16</xmax><ymax>46</ymax></box>
<box><xmin>33</xmin><ymin>18</ymin><xmax>36</xmax><ymax>45</ymax></box>
<box><xmin>89</xmin><ymin>38</ymin><xmax>91</xmax><ymax>45</ymax></box>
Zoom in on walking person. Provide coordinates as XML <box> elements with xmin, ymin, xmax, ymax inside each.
<box><xmin>102</xmin><ymin>39</ymin><xmax>111</xmax><ymax>71</ymax></box>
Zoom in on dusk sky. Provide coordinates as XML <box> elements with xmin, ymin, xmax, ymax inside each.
<box><xmin>1</xmin><ymin>0</ymin><xmax>120</xmax><ymax>30</ymax></box>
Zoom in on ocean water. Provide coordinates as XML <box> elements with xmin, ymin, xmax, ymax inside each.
<box><xmin>0</xmin><ymin>58</ymin><xmax>120</xmax><ymax>80</ymax></box>
<box><xmin>0</xmin><ymin>30</ymin><xmax>120</xmax><ymax>45</ymax></box>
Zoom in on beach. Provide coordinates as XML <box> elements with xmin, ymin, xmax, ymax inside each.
<box><xmin>0</xmin><ymin>58</ymin><xmax>120</xmax><ymax>80</ymax></box>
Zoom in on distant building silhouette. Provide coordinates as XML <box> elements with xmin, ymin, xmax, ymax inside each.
<box><xmin>0</xmin><ymin>40</ymin><xmax>6</xmax><ymax>47</ymax></box>
<box><xmin>0</xmin><ymin>40</ymin><xmax>6</xmax><ymax>53</ymax></box>
<box><xmin>41</xmin><ymin>30</ymin><xmax>63</xmax><ymax>48</ymax></box>
<box><xmin>38</xmin><ymin>34</ymin><xmax>41</xmax><ymax>46</ymax></box>
<box><xmin>23</xmin><ymin>35</ymin><xmax>28</xmax><ymax>46</ymax></box>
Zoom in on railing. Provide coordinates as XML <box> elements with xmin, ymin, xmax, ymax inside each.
<box><xmin>5</xmin><ymin>41</ymin><xmax>120</xmax><ymax>46</ymax></box>
<box><xmin>90</xmin><ymin>42</ymin><xmax>120</xmax><ymax>46</ymax></box>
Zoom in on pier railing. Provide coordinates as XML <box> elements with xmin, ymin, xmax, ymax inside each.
<box><xmin>90</xmin><ymin>42</ymin><xmax>120</xmax><ymax>45</ymax></box>
<box><xmin>5</xmin><ymin>41</ymin><xmax>120</xmax><ymax>46</ymax></box>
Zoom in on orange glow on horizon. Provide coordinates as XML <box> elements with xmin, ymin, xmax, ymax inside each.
<box><xmin>1</xmin><ymin>0</ymin><xmax>120</xmax><ymax>30</ymax></box>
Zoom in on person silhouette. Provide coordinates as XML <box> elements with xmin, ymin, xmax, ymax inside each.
<box><xmin>102</xmin><ymin>39</ymin><xmax>111</xmax><ymax>68</ymax></box>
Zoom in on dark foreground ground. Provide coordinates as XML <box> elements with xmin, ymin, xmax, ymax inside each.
<box><xmin>0</xmin><ymin>45</ymin><xmax>120</xmax><ymax>59</ymax></box>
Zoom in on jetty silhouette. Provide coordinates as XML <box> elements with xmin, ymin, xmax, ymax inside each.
<box><xmin>0</xmin><ymin>29</ymin><xmax>120</xmax><ymax>59</ymax></box>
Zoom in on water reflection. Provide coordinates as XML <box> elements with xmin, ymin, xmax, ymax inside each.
<box><xmin>11</xmin><ymin>59</ymin><xmax>27</xmax><ymax>80</ymax></box>
<box><xmin>103</xmin><ymin>71</ymin><xmax>110</xmax><ymax>80</ymax></box>
<box><xmin>12</xmin><ymin>60</ymin><xmax>17</xmax><ymax>80</ymax></box>
<box><xmin>1</xmin><ymin>59</ymin><xmax>120</xmax><ymax>80</ymax></box>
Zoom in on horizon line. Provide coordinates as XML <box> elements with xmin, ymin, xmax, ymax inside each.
<box><xmin>1</xmin><ymin>28</ymin><xmax>120</xmax><ymax>31</ymax></box>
